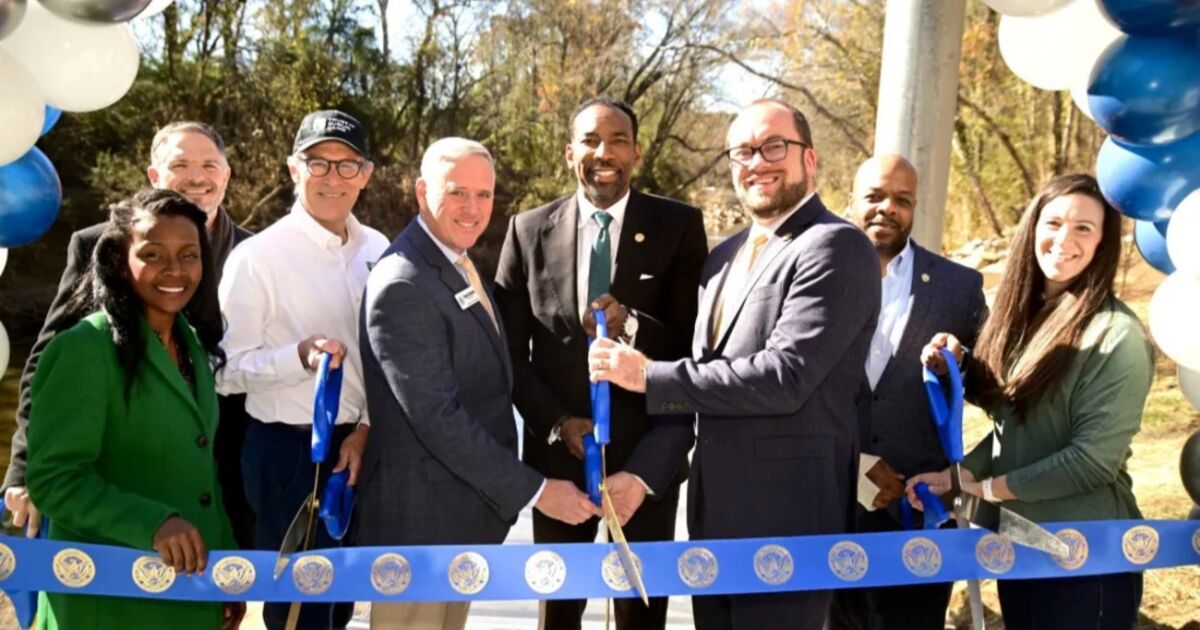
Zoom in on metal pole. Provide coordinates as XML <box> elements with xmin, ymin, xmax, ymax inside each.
<box><xmin>873</xmin><ymin>0</ymin><xmax>967</xmax><ymax>254</ymax></box>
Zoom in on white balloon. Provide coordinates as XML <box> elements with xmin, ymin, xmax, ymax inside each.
<box><xmin>982</xmin><ymin>0</ymin><xmax>1072</xmax><ymax>16</ymax></box>
<box><xmin>1181</xmin><ymin>366</ymin><xmax>1200</xmax><ymax>410</ymax></box>
<box><xmin>1149</xmin><ymin>271</ymin><xmax>1200</xmax><ymax>372</ymax></box>
<box><xmin>0</xmin><ymin>320</ymin><xmax>8</xmax><ymax>385</ymax></box>
<box><xmin>0</xmin><ymin>47</ymin><xmax>42</xmax><ymax>166</ymax></box>
<box><xmin>0</xmin><ymin>1</ymin><xmax>138</xmax><ymax>112</ymax></box>
<box><xmin>0</xmin><ymin>248</ymin><xmax>7</xmax><ymax>279</ymax></box>
<box><xmin>998</xmin><ymin>0</ymin><xmax>1121</xmax><ymax>91</ymax></box>
<box><xmin>135</xmin><ymin>0</ymin><xmax>172</xmax><ymax>18</ymax></box>
<box><xmin>1167</xmin><ymin>189</ymin><xmax>1200</xmax><ymax>275</ymax></box>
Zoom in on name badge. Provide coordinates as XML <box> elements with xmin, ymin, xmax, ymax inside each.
<box><xmin>455</xmin><ymin>287</ymin><xmax>480</xmax><ymax>310</ymax></box>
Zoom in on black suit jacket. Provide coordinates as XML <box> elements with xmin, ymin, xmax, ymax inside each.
<box><xmin>494</xmin><ymin>189</ymin><xmax>707</xmax><ymax>494</ymax></box>
<box><xmin>3</xmin><ymin>214</ymin><xmax>252</xmax><ymax>491</ymax></box>
<box><xmin>859</xmin><ymin>243</ymin><xmax>987</xmax><ymax>481</ymax></box>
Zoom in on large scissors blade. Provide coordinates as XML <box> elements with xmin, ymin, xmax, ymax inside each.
<box><xmin>960</xmin><ymin>495</ymin><xmax>1069</xmax><ymax>557</ymax></box>
<box><xmin>600</xmin><ymin>485</ymin><xmax>649</xmax><ymax>606</ymax></box>
<box><xmin>273</xmin><ymin>490</ymin><xmax>317</xmax><ymax>581</ymax></box>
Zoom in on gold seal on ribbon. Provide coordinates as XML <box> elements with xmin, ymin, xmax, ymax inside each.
<box><xmin>292</xmin><ymin>555</ymin><xmax>335</xmax><ymax>595</ymax></box>
<box><xmin>1052</xmin><ymin>529</ymin><xmax>1089</xmax><ymax>571</ymax></box>
<box><xmin>53</xmin><ymin>548</ymin><xmax>96</xmax><ymax>588</ymax></box>
<box><xmin>131</xmin><ymin>555</ymin><xmax>176</xmax><ymax>593</ymax></box>
<box><xmin>753</xmin><ymin>544</ymin><xmax>794</xmax><ymax>586</ymax></box>
<box><xmin>212</xmin><ymin>556</ymin><xmax>256</xmax><ymax>595</ymax></box>
<box><xmin>975</xmin><ymin>534</ymin><xmax>1015</xmax><ymax>575</ymax></box>
<box><xmin>601</xmin><ymin>549</ymin><xmax>642</xmax><ymax>592</ymax></box>
<box><xmin>1122</xmin><ymin>525</ymin><xmax>1159</xmax><ymax>565</ymax></box>
<box><xmin>901</xmin><ymin>537</ymin><xmax>942</xmax><ymax>578</ymax></box>
<box><xmin>524</xmin><ymin>550</ymin><xmax>566</xmax><ymax>595</ymax></box>
<box><xmin>448</xmin><ymin>552</ymin><xmax>489</xmax><ymax>595</ymax></box>
<box><xmin>371</xmin><ymin>553</ymin><xmax>412</xmax><ymax>596</ymax></box>
<box><xmin>828</xmin><ymin>541</ymin><xmax>869</xmax><ymax>582</ymax></box>
<box><xmin>677</xmin><ymin>547</ymin><xmax>719</xmax><ymax>589</ymax></box>
<box><xmin>0</xmin><ymin>542</ymin><xmax>16</xmax><ymax>581</ymax></box>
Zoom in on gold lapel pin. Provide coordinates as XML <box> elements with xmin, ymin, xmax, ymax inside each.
<box><xmin>921</xmin><ymin>273</ymin><xmax>931</xmax><ymax>283</ymax></box>
<box><xmin>634</xmin><ymin>233</ymin><xmax>645</xmax><ymax>243</ymax></box>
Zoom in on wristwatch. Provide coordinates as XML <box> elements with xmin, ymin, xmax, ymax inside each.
<box><xmin>621</xmin><ymin>310</ymin><xmax>639</xmax><ymax>347</ymax></box>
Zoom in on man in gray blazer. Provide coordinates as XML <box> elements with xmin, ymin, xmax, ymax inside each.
<box><xmin>829</xmin><ymin>155</ymin><xmax>987</xmax><ymax>630</ymax></box>
<box><xmin>357</xmin><ymin>137</ymin><xmax>598</xmax><ymax>630</ymax></box>
<box><xmin>589</xmin><ymin>99</ymin><xmax>881</xmax><ymax>629</ymax></box>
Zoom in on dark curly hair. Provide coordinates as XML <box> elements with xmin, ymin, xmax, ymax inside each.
<box><xmin>66</xmin><ymin>188</ymin><xmax>225</xmax><ymax>396</ymax></box>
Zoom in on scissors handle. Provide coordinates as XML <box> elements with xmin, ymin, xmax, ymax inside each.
<box><xmin>922</xmin><ymin>347</ymin><xmax>964</xmax><ymax>464</ymax></box>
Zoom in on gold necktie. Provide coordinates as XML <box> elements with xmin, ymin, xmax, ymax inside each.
<box><xmin>711</xmin><ymin>233</ymin><xmax>769</xmax><ymax>345</ymax></box>
<box><xmin>457</xmin><ymin>255</ymin><xmax>498</xmax><ymax>331</ymax></box>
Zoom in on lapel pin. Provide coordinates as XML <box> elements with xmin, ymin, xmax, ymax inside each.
<box><xmin>921</xmin><ymin>273</ymin><xmax>931</xmax><ymax>283</ymax></box>
<box><xmin>634</xmin><ymin>233</ymin><xmax>645</xmax><ymax>243</ymax></box>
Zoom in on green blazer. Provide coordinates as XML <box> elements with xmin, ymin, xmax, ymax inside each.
<box><xmin>27</xmin><ymin>312</ymin><xmax>235</xmax><ymax>630</ymax></box>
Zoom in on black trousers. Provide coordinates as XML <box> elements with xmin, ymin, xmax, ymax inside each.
<box><xmin>242</xmin><ymin>419</ymin><xmax>355</xmax><ymax>630</ymax></box>
<box><xmin>533</xmin><ymin>480</ymin><xmax>681</xmax><ymax>630</ymax></box>
<box><xmin>215</xmin><ymin>393</ymin><xmax>255</xmax><ymax>550</ymax></box>
<box><xmin>827</xmin><ymin>509</ymin><xmax>953</xmax><ymax>630</ymax></box>
<box><xmin>997</xmin><ymin>572</ymin><xmax>1142</xmax><ymax>630</ymax></box>
<box><xmin>694</xmin><ymin>590</ymin><xmax>831</xmax><ymax>630</ymax></box>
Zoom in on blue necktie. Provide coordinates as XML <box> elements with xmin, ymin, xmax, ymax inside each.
<box><xmin>587</xmin><ymin>211</ymin><xmax>613</xmax><ymax>305</ymax></box>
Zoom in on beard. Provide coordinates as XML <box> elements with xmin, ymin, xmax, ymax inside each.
<box><xmin>867</xmin><ymin>220</ymin><xmax>911</xmax><ymax>260</ymax></box>
<box><xmin>738</xmin><ymin>179</ymin><xmax>809</xmax><ymax>221</ymax></box>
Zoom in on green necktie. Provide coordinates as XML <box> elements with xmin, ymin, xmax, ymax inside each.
<box><xmin>587</xmin><ymin>211</ymin><xmax>614</xmax><ymax>305</ymax></box>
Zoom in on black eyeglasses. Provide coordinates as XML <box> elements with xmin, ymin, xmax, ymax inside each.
<box><xmin>724</xmin><ymin>138</ymin><xmax>808</xmax><ymax>166</ymax></box>
<box><xmin>300</xmin><ymin>157</ymin><xmax>365</xmax><ymax>179</ymax></box>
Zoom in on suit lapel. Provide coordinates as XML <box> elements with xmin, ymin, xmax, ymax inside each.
<box><xmin>141</xmin><ymin>317</ymin><xmax>209</xmax><ymax>432</ymax></box>
<box><xmin>697</xmin><ymin>230</ymin><xmax>744</xmax><ymax>356</ymax></box>
<box><xmin>877</xmin><ymin>244</ymin><xmax>934</xmax><ymax>387</ymax></box>
<box><xmin>540</xmin><ymin>198</ymin><xmax>584</xmax><ymax>338</ymax></box>
<box><xmin>610</xmin><ymin>190</ymin><xmax>648</xmax><ymax>300</ymax></box>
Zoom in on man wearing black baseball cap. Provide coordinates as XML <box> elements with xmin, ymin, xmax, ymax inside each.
<box><xmin>217</xmin><ymin>109</ymin><xmax>389</xmax><ymax>629</ymax></box>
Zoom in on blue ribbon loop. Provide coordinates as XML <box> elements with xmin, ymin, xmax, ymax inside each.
<box><xmin>590</xmin><ymin>309</ymin><xmax>611</xmax><ymax>445</ymax></box>
<box><xmin>902</xmin><ymin>483</ymin><xmax>951</xmax><ymax>530</ymax></box>
<box><xmin>311</xmin><ymin>353</ymin><xmax>343</xmax><ymax>464</ymax></box>
<box><xmin>319</xmin><ymin>471</ymin><xmax>354</xmax><ymax>541</ymax></box>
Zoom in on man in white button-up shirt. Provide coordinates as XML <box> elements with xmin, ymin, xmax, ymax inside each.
<box><xmin>217</xmin><ymin>110</ymin><xmax>389</xmax><ymax>630</ymax></box>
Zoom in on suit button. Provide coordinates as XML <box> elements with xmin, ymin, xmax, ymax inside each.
<box><xmin>196</xmin><ymin>435</ymin><xmax>208</xmax><ymax>448</ymax></box>
<box><xmin>872</xmin><ymin>438</ymin><xmax>881</xmax><ymax>445</ymax></box>
<box><xmin>872</xmin><ymin>394</ymin><xmax>882</xmax><ymax>402</ymax></box>
<box><xmin>199</xmin><ymin>493</ymin><xmax>212</xmax><ymax>507</ymax></box>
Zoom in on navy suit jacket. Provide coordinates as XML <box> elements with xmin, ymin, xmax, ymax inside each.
<box><xmin>356</xmin><ymin>221</ymin><xmax>543</xmax><ymax>546</ymax></box>
<box><xmin>860</xmin><ymin>243</ymin><xmax>987</xmax><ymax>482</ymax></box>
<box><xmin>645</xmin><ymin>195</ymin><xmax>881</xmax><ymax>540</ymax></box>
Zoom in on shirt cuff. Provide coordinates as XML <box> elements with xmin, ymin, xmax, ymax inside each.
<box><xmin>523</xmin><ymin>479</ymin><xmax>547</xmax><ymax>512</ymax></box>
<box><xmin>629</xmin><ymin>473</ymin><xmax>655</xmax><ymax>497</ymax></box>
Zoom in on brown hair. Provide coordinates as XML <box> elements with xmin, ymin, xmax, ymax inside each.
<box><xmin>970</xmin><ymin>173</ymin><xmax>1123</xmax><ymax>417</ymax></box>
<box><xmin>149</xmin><ymin>121</ymin><xmax>226</xmax><ymax>164</ymax></box>
<box><xmin>747</xmin><ymin>98</ymin><xmax>814</xmax><ymax>150</ymax></box>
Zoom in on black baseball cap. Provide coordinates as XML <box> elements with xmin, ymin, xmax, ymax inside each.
<box><xmin>292</xmin><ymin>110</ymin><xmax>369</xmax><ymax>157</ymax></box>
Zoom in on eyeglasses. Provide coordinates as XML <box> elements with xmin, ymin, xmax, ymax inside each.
<box><xmin>300</xmin><ymin>157</ymin><xmax>365</xmax><ymax>179</ymax></box>
<box><xmin>724</xmin><ymin>138</ymin><xmax>808</xmax><ymax>166</ymax></box>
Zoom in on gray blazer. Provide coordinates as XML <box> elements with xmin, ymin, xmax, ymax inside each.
<box><xmin>356</xmin><ymin>221</ymin><xmax>544</xmax><ymax>546</ymax></box>
<box><xmin>644</xmin><ymin>195</ymin><xmax>881</xmax><ymax>540</ymax></box>
<box><xmin>860</xmin><ymin>243</ymin><xmax>987</xmax><ymax>480</ymax></box>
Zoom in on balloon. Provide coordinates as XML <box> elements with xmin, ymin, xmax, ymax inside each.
<box><xmin>0</xmin><ymin>1</ymin><xmax>139</xmax><ymax>112</ymax></box>
<box><xmin>982</xmin><ymin>0</ymin><xmax>1072</xmax><ymax>16</ymax></box>
<box><xmin>998</xmin><ymin>0</ymin><xmax>1122</xmax><ymax>91</ymax></box>
<box><xmin>1098</xmin><ymin>0</ymin><xmax>1200</xmax><ymax>35</ymax></box>
<box><xmin>1134</xmin><ymin>219</ymin><xmax>1174</xmax><ymax>275</ymax></box>
<box><xmin>0</xmin><ymin>147</ymin><xmax>60</xmax><ymax>247</ymax></box>
<box><xmin>1183</xmin><ymin>430</ymin><xmax>1200</xmax><ymax>506</ymax></box>
<box><xmin>0</xmin><ymin>48</ymin><xmax>43</xmax><ymax>166</ymax></box>
<box><xmin>1095</xmin><ymin>133</ymin><xmax>1200</xmax><ymax>222</ymax></box>
<box><xmin>40</xmin><ymin>105</ymin><xmax>60</xmax><ymax>135</ymax></box>
<box><xmin>0</xmin><ymin>247</ymin><xmax>6</xmax><ymax>278</ymax></box>
<box><xmin>37</xmin><ymin>0</ymin><xmax>151</xmax><ymax>23</ymax></box>
<box><xmin>1181</xmin><ymin>366</ymin><xmax>1200</xmax><ymax>410</ymax></box>
<box><xmin>1071</xmin><ymin>77</ymin><xmax>1095</xmax><ymax>120</ymax></box>
<box><xmin>0</xmin><ymin>0</ymin><xmax>24</xmax><ymax>41</ymax></box>
<box><xmin>134</xmin><ymin>0</ymin><xmax>169</xmax><ymax>18</ymax></box>
<box><xmin>1167</xmin><ymin>189</ymin><xmax>1200</xmax><ymax>275</ymax></box>
<box><xmin>1089</xmin><ymin>35</ymin><xmax>1200</xmax><ymax>145</ymax></box>
<box><xmin>0</xmin><ymin>320</ymin><xmax>7</xmax><ymax>384</ymax></box>
<box><xmin>1149</xmin><ymin>271</ymin><xmax>1200</xmax><ymax>371</ymax></box>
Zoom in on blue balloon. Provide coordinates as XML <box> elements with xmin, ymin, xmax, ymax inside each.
<box><xmin>1089</xmin><ymin>35</ymin><xmax>1200</xmax><ymax>146</ymax></box>
<box><xmin>41</xmin><ymin>105</ymin><xmax>61</xmax><ymax>136</ymax></box>
<box><xmin>1134</xmin><ymin>219</ymin><xmax>1175</xmax><ymax>275</ymax></box>
<box><xmin>1096</xmin><ymin>133</ymin><xmax>1200</xmax><ymax>222</ymax></box>
<box><xmin>0</xmin><ymin>147</ymin><xmax>62</xmax><ymax>247</ymax></box>
<box><xmin>1099</xmin><ymin>0</ymin><xmax>1200</xmax><ymax>36</ymax></box>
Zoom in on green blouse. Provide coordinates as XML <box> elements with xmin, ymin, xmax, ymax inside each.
<box><xmin>962</xmin><ymin>298</ymin><xmax>1154</xmax><ymax>523</ymax></box>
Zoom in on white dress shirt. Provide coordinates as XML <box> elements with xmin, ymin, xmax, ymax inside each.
<box><xmin>866</xmin><ymin>239</ymin><xmax>915</xmax><ymax>390</ymax></box>
<box><xmin>575</xmin><ymin>189</ymin><xmax>630</xmax><ymax>319</ymax></box>
<box><xmin>217</xmin><ymin>201</ymin><xmax>389</xmax><ymax>426</ymax></box>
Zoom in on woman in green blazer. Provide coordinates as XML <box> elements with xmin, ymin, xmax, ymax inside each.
<box><xmin>26</xmin><ymin>189</ymin><xmax>243</xmax><ymax>629</ymax></box>
<box><xmin>912</xmin><ymin>174</ymin><xmax>1154</xmax><ymax>630</ymax></box>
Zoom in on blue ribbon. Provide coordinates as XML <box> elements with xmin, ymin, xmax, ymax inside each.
<box><xmin>311</xmin><ymin>353</ymin><xmax>343</xmax><ymax>464</ymax></box>
<box><xmin>902</xmin><ymin>483</ymin><xmax>951</xmax><ymax>530</ymax></box>
<box><xmin>1</xmin><ymin>520</ymin><xmax>1194</xmax><ymax>602</ymax></box>
<box><xmin>590</xmin><ymin>309</ymin><xmax>611</xmax><ymax>445</ymax></box>
<box><xmin>319</xmin><ymin>471</ymin><xmax>354</xmax><ymax>541</ymax></box>
<box><xmin>583</xmin><ymin>434</ymin><xmax>603</xmax><ymax>507</ymax></box>
<box><xmin>0</xmin><ymin>505</ymin><xmax>40</xmax><ymax>628</ymax></box>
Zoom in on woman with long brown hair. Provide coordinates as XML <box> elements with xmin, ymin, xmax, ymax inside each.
<box><xmin>910</xmin><ymin>173</ymin><xmax>1154</xmax><ymax>630</ymax></box>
